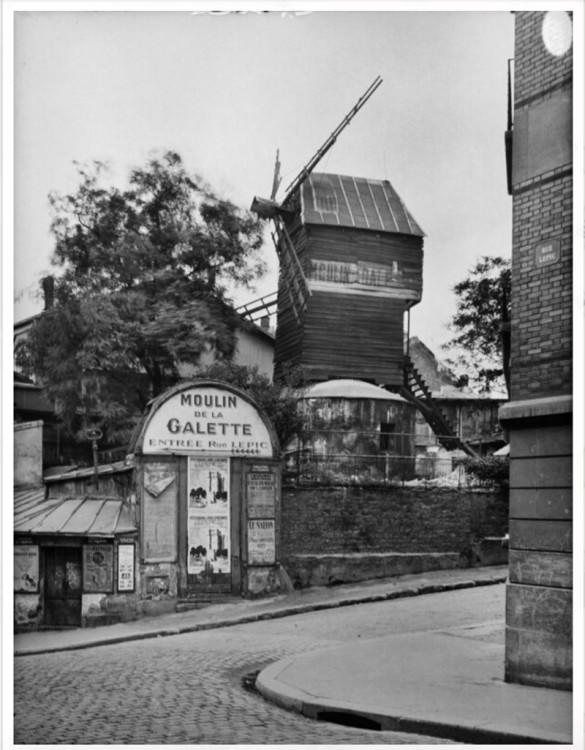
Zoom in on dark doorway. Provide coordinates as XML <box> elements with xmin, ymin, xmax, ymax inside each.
<box><xmin>44</xmin><ymin>547</ymin><xmax>82</xmax><ymax>627</ymax></box>
<box><xmin>380</xmin><ymin>422</ymin><xmax>396</xmax><ymax>452</ymax></box>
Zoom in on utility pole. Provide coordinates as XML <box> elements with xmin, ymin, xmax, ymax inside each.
<box><xmin>85</xmin><ymin>428</ymin><xmax>103</xmax><ymax>488</ymax></box>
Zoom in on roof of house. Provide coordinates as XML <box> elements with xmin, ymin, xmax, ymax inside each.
<box><xmin>14</xmin><ymin>490</ymin><xmax>137</xmax><ymax>537</ymax></box>
<box><xmin>43</xmin><ymin>460</ymin><xmax>132</xmax><ymax>483</ymax></box>
<box><xmin>300</xmin><ymin>173</ymin><xmax>425</xmax><ymax>237</ymax></box>
<box><xmin>301</xmin><ymin>379</ymin><xmax>407</xmax><ymax>402</ymax></box>
<box><xmin>13</xmin><ymin>484</ymin><xmax>49</xmax><ymax>519</ymax></box>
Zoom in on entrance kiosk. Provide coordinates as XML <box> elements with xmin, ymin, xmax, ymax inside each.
<box><xmin>132</xmin><ymin>381</ymin><xmax>282</xmax><ymax>605</ymax></box>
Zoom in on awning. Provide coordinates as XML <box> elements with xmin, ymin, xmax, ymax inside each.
<box><xmin>14</xmin><ymin>490</ymin><xmax>137</xmax><ymax>537</ymax></box>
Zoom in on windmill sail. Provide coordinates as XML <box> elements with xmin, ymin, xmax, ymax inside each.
<box><xmin>250</xmin><ymin>77</ymin><xmax>383</xmax><ymax>328</ymax></box>
<box><xmin>281</xmin><ymin>75</ymin><xmax>383</xmax><ymax>207</ymax></box>
<box><xmin>272</xmin><ymin>216</ymin><xmax>311</xmax><ymax>322</ymax></box>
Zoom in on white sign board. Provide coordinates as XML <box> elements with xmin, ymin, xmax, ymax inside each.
<box><xmin>117</xmin><ymin>544</ymin><xmax>135</xmax><ymax>592</ymax></box>
<box><xmin>247</xmin><ymin>470</ymin><xmax>276</xmax><ymax>518</ymax></box>
<box><xmin>141</xmin><ymin>386</ymin><xmax>273</xmax><ymax>457</ymax></box>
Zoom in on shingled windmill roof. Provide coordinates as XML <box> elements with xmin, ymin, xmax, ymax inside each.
<box><xmin>300</xmin><ymin>172</ymin><xmax>425</xmax><ymax>236</ymax></box>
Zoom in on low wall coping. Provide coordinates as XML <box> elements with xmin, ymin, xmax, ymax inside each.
<box><xmin>499</xmin><ymin>395</ymin><xmax>572</xmax><ymax>424</ymax></box>
<box><xmin>288</xmin><ymin>552</ymin><xmax>460</xmax><ymax>559</ymax></box>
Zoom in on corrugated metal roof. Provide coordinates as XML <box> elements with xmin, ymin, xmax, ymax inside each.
<box><xmin>302</xmin><ymin>379</ymin><xmax>407</xmax><ymax>402</ymax></box>
<box><xmin>44</xmin><ymin>459</ymin><xmax>132</xmax><ymax>483</ymax></box>
<box><xmin>301</xmin><ymin>173</ymin><xmax>425</xmax><ymax>236</ymax></box>
<box><xmin>14</xmin><ymin>491</ymin><xmax>137</xmax><ymax>537</ymax></box>
<box><xmin>14</xmin><ymin>486</ymin><xmax>54</xmax><ymax>525</ymax></box>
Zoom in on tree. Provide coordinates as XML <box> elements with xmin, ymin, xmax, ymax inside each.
<box><xmin>18</xmin><ymin>151</ymin><xmax>266</xmax><ymax>445</ymax></box>
<box><xmin>194</xmin><ymin>361</ymin><xmax>309</xmax><ymax>448</ymax></box>
<box><xmin>443</xmin><ymin>256</ymin><xmax>511</xmax><ymax>395</ymax></box>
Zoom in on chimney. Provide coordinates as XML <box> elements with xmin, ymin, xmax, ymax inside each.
<box><xmin>41</xmin><ymin>276</ymin><xmax>55</xmax><ymax>309</ymax></box>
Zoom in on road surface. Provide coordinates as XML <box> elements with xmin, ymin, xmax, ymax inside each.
<box><xmin>13</xmin><ymin>583</ymin><xmax>504</xmax><ymax>744</ymax></box>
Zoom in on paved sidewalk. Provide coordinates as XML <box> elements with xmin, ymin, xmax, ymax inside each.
<box><xmin>14</xmin><ymin>565</ymin><xmax>506</xmax><ymax>656</ymax></box>
<box><xmin>13</xmin><ymin>565</ymin><xmax>574</xmax><ymax>744</ymax></box>
<box><xmin>257</xmin><ymin>627</ymin><xmax>573</xmax><ymax>745</ymax></box>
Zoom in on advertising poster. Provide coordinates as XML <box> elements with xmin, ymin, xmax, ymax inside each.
<box><xmin>248</xmin><ymin>519</ymin><xmax>276</xmax><ymax>565</ymax></box>
<box><xmin>83</xmin><ymin>544</ymin><xmax>114</xmax><ymax>592</ymax></box>
<box><xmin>117</xmin><ymin>544</ymin><xmax>135</xmax><ymax>592</ymax></box>
<box><xmin>246</xmin><ymin>468</ymin><xmax>276</xmax><ymax>518</ymax></box>
<box><xmin>142</xmin><ymin>462</ymin><xmax>177</xmax><ymax>562</ymax></box>
<box><xmin>14</xmin><ymin>545</ymin><xmax>39</xmax><ymax>592</ymax></box>
<box><xmin>188</xmin><ymin>457</ymin><xmax>230</xmax><ymax>575</ymax></box>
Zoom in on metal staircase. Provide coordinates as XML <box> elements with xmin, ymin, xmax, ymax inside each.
<box><xmin>400</xmin><ymin>356</ymin><xmax>479</xmax><ymax>458</ymax></box>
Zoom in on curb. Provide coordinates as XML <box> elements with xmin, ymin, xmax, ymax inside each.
<box><xmin>14</xmin><ymin>573</ymin><xmax>507</xmax><ymax>657</ymax></box>
<box><xmin>256</xmin><ymin>648</ymin><xmax>564</xmax><ymax>746</ymax></box>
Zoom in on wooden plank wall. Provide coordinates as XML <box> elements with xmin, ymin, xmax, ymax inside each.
<box><xmin>303</xmin><ymin>292</ymin><xmax>404</xmax><ymax>384</ymax></box>
<box><xmin>274</xmin><ymin>220</ymin><xmax>424</xmax><ymax>386</ymax></box>
<box><xmin>273</xmin><ymin>223</ymin><xmax>309</xmax><ymax>378</ymax></box>
<box><xmin>307</xmin><ymin>225</ymin><xmax>424</xmax><ymax>300</ymax></box>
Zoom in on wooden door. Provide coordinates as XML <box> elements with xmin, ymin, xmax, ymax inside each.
<box><xmin>44</xmin><ymin>547</ymin><xmax>82</xmax><ymax>627</ymax></box>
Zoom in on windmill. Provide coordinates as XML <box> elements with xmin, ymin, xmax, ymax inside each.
<box><xmin>249</xmin><ymin>77</ymin><xmax>478</xmax><ymax>457</ymax></box>
<box><xmin>250</xmin><ymin>75</ymin><xmax>383</xmax><ymax>324</ymax></box>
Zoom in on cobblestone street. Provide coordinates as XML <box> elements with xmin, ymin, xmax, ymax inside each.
<box><xmin>14</xmin><ymin>585</ymin><xmax>504</xmax><ymax>744</ymax></box>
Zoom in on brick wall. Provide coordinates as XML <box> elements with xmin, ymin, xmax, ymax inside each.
<box><xmin>510</xmin><ymin>175</ymin><xmax>572</xmax><ymax>399</ymax></box>
<box><xmin>509</xmin><ymin>11</ymin><xmax>572</xmax><ymax>401</ymax></box>
<box><xmin>281</xmin><ymin>486</ymin><xmax>508</xmax><ymax>558</ymax></box>
<box><xmin>501</xmin><ymin>9</ymin><xmax>573</xmax><ymax>691</ymax></box>
<box><xmin>514</xmin><ymin>11</ymin><xmax>572</xmax><ymax>104</ymax></box>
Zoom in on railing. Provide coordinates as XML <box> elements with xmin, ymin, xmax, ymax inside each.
<box><xmin>284</xmin><ymin>450</ymin><xmax>471</xmax><ymax>488</ymax></box>
<box><xmin>284</xmin><ymin>428</ymin><xmax>505</xmax><ymax>488</ymax></box>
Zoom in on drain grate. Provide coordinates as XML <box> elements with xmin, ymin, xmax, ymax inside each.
<box><xmin>241</xmin><ymin>670</ymin><xmax>261</xmax><ymax>694</ymax></box>
<box><xmin>316</xmin><ymin>711</ymin><xmax>381</xmax><ymax>731</ymax></box>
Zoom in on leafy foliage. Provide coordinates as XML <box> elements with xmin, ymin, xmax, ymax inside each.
<box><xmin>444</xmin><ymin>256</ymin><xmax>511</xmax><ymax>395</ymax></box>
<box><xmin>461</xmin><ymin>456</ymin><xmax>509</xmax><ymax>491</ymax></box>
<box><xmin>18</xmin><ymin>151</ymin><xmax>266</xmax><ymax>445</ymax></box>
<box><xmin>193</xmin><ymin>361</ymin><xmax>309</xmax><ymax>448</ymax></box>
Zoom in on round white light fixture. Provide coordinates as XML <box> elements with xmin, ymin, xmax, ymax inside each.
<box><xmin>542</xmin><ymin>11</ymin><xmax>572</xmax><ymax>57</ymax></box>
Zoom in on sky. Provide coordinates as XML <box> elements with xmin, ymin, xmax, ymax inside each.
<box><xmin>3</xmin><ymin>4</ymin><xmax>540</xmax><ymax>355</ymax></box>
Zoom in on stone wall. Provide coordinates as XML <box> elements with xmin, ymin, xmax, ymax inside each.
<box><xmin>501</xmin><ymin>400</ymin><xmax>572</xmax><ymax>690</ymax></box>
<box><xmin>280</xmin><ymin>486</ymin><xmax>508</xmax><ymax>586</ymax></box>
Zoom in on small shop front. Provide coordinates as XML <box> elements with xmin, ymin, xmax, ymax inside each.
<box><xmin>14</xmin><ymin>493</ymin><xmax>138</xmax><ymax>630</ymax></box>
<box><xmin>131</xmin><ymin>380</ymin><xmax>282</xmax><ymax>611</ymax></box>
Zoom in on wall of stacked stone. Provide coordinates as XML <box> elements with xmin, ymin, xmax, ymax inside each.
<box><xmin>280</xmin><ymin>486</ymin><xmax>509</xmax><ymax>559</ymax></box>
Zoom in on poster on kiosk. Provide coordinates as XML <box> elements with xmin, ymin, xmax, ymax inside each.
<box><xmin>135</xmin><ymin>380</ymin><xmax>281</xmax><ymax>599</ymax></box>
<box><xmin>187</xmin><ymin>456</ymin><xmax>230</xmax><ymax>576</ymax></box>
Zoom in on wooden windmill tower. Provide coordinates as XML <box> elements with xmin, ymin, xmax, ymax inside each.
<box><xmin>250</xmin><ymin>79</ymin><xmax>478</xmax><ymax>456</ymax></box>
<box><xmin>251</xmin><ymin>76</ymin><xmax>424</xmax><ymax>387</ymax></box>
